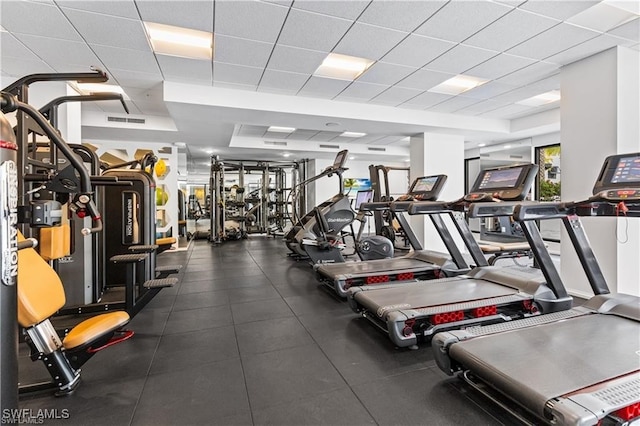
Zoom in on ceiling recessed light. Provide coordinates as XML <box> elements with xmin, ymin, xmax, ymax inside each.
<box><xmin>516</xmin><ymin>90</ymin><xmax>561</xmax><ymax>107</ymax></box>
<box><xmin>503</xmin><ymin>145</ymin><xmax>512</xmax><ymax>149</ymax></box>
<box><xmin>428</xmin><ymin>74</ymin><xmax>488</xmax><ymax>96</ymax></box>
<box><xmin>314</xmin><ymin>53</ymin><xmax>374</xmax><ymax>81</ymax></box>
<box><xmin>74</xmin><ymin>83</ymin><xmax>127</xmax><ymax>97</ymax></box>
<box><xmin>282</xmin><ymin>153</ymin><xmax>291</xmax><ymax>157</ymax></box>
<box><xmin>404</xmin><ymin>158</ymin><xmax>411</xmax><ymax>162</ymax></box>
<box><xmin>348</xmin><ymin>156</ymin><xmax>355</xmax><ymax>160</ymax></box>
<box><xmin>204</xmin><ymin>149</ymin><xmax>215</xmax><ymax>154</ymax></box>
<box><xmin>267</xmin><ymin>126</ymin><xmax>296</xmax><ymax>133</ymax></box>
<box><xmin>144</xmin><ymin>21</ymin><xmax>213</xmax><ymax>60</ymax></box>
<box><xmin>568</xmin><ymin>2</ymin><xmax>638</xmax><ymax>32</ymax></box>
<box><xmin>478</xmin><ymin>143</ymin><xmax>487</xmax><ymax>147</ymax></box>
<box><xmin>173</xmin><ymin>142</ymin><xmax>186</xmax><ymax>148</ymax></box>
<box><xmin>341</xmin><ymin>131</ymin><xmax>367</xmax><ymax>138</ymax></box>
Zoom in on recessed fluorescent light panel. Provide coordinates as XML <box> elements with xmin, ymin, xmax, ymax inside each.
<box><xmin>341</xmin><ymin>132</ymin><xmax>367</xmax><ymax>138</ymax></box>
<box><xmin>314</xmin><ymin>53</ymin><xmax>374</xmax><ymax>81</ymax></box>
<box><xmin>74</xmin><ymin>83</ymin><xmax>127</xmax><ymax>97</ymax></box>
<box><xmin>568</xmin><ymin>2</ymin><xmax>638</xmax><ymax>32</ymax></box>
<box><xmin>428</xmin><ymin>75</ymin><xmax>488</xmax><ymax>96</ymax></box>
<box><xmin>144</xmin><ymin>21</ymin><xmax>213</xmax><ymax>60</ymax></box>
<box><xmin>516</xmin><ymin>90</ymin><xmax>561</xmax><ymax>107</ymax></box>
<box><xmin>267</xmin><ymin>126</ymin><xmax>296</xmax><ymax>133</ymax></box>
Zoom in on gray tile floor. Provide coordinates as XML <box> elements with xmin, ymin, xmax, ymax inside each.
<box><xmin>19</xmin><ymin>238</ymin><xmax>512</xmax><ymax>425</ymax></box>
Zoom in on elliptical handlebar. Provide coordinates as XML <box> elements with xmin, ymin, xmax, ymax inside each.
<box><xmin>0</xmin><ymin>91</ymin><xmax>103</xmax><ymax>235</ymax></box>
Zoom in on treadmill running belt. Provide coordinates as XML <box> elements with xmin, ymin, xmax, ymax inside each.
<box><xmin>355</xmin><ymin>279</ymin><xmax>518</xmax><ymax>314</ymax></box>
<box><xmin>449</xmin><ymin>315</ymin><xmax>640</xmax><ymax>418</ymax></box>
<box><xmin>317</xmin><ymin>257</ymin><xmax>433</xmax><ymax>276</ymax></box>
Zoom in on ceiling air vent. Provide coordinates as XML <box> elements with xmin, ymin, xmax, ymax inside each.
<box><xmin>264</xmin><ymin>141</ymin><xmax>288</xmax><ymax>146</ymax></box>
<box><xmin>510</xmin><ymin>155</ymin><xmax>524</xmax><ymax>159</ymax></box>
<box><xmin>319</xmin><ymin>144</ymin><xmax>340</xmax><ymax>149</ymax></box>
<box><xmin>107</xmin><ymin>116</ymin><xmax>146</xmax><ymax>124</ymax></box>
<box><xmin>367</xmin><ymin>147</ymin><xmax>386</xmax><ymax>152</ymax></box>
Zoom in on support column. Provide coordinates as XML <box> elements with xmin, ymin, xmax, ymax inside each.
<box><xmin>409</xmin><ymin>133</ymin><xmax>465</xmax><ymax>252</ymax></box>
<box><xmin>561</xmin><ymin>46</ymin><xmax>640</xmax><ymax>296</ymax></box>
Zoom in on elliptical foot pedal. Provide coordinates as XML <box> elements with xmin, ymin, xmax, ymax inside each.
<box><xmin>143</xmin><ymin>277</ymin><xmax>178</xmax><ymax>289</ymax></box>
<box><xmin>155</xmin><ymin>265</ymin><xmax>182</xmax><ymax>278</ymax></box>
<box><xmin>128</xmin><ymin>244</ymin><xmax>159</xmax><ymax>253</ymax></box>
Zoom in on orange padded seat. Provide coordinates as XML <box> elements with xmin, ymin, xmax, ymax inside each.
<box><xmin>63</xmin><ymin>311</ymin><xmax>130</xmax><ymax>350</ymax></box>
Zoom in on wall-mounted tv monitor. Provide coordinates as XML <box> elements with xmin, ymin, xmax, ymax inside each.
<box><xmin>354</xmin><ymin>190</ymin><xmax>373</xmax><ymax>210</ymax></box>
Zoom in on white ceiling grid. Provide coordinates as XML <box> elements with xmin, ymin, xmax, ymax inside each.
<box><xmin>0</xmin><ymin>0</ymin><xmax>638</xmax><ymax>165</ymax></box>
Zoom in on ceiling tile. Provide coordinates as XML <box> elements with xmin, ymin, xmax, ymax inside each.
<box><xmin>308</xmin><ymin>131</ymin><xmax>344</xmax><ymax>141</ymax></box>
<box><xmin>57</xmin><ymin>0</ymin><xmax>139</xmax><ymax>19</ymax></box>
<box><xmin>215</xmin><ymin>35</ymin><xmax>273</xmax><ymax>69</ymax></box>
<box><xmin>459</xmin><ymin>81</ymin><xmax>518</xmax><ymax>100</ymax></box>
<box><xmin>424</xmin><ymin>44</ymin><xmax>498</xmax><ymax>75</ymax></box>
<box><xmin>0</xmin><ymin>32</ymin><xmax>40</xmax><ymax>60</ymax></box>
<box><xmin>136</xmin><ymin>1</ymin><xmax>214</xmax><ymax>32</ymax></box>
<box><xmin>214</xmin><ymin>62</ymin><xmax>263</xmax><ymax>86</ymax></box>
<box><xmin>267</xmin><ymin>44</ymin><xmax>326</xmax><ymax>74</ymax></box>
<box><xmin>492</xmin><ymin>76</ymin><xmax>559</xmax><ymax>103</ymax></box>
<box><xmin>608</xmin><ymin>17</ymin><xmax>640</xmax><ymax>42</ymax></box>
<box><xmin>428</xmin><ymin>96</ymin><xmax>482</xmax><ymax>113</ymax></box>
<box><xmin>90</xmin><ymin>44</ymin><xmax>160</xmax><ymax>74</ymax></box>
<box><xmin>238</xmin><ymin>125</ymin><xmax>266</xmax><ymax>137</ymax></box>
<box><xmin>61</xmin><ymin>8</ymin><xmax>151</xmax><ymax>51</ymax></box>
<box><xmin>507</xmin><ymin>23</ymin><xmax>600</xmax><ymax>60</ymax></box>
<box><xmin>415</xmin><ymin>1</ymin><xmax>512</xmax><ymax>43</ymax></box>
<box><xmin>357</xmin><ymin>61</ymin><xmax>417</xmax><ymax>86</ymax></box>
<box><xmin>0</xmin><ymin>57</ymin><xmax>55</xmax><ymax>77</ymax></box>
<box><xmin>261</xmin><ymin>0</ymin><xmax>292</xmax><ymax>7</ymax></box>
<box><xmin>358</xmin><ymin>1</ymin><xmax>447</xmax><ymax>32</ymax></box>
<box><xmin>399</xmin><ymin>91</ymin><xmax>452</xmax><ymax>109</ymax></box>
<box><xmin>380</xmin><ymin>34</ymin><xmax>455</xmax><ymax>68</ymax></box>
<box><xmin>14</xmin><ymin>33</ymin><xmax>103</xmax><ymax>70</ymax></box>
<box><xmin>396</xmin><ymin>68</ymin><xmax>454</xmax><ymax>91</ymax></box>
<box><xmin>278</xmin><ymin>8</ymin><xmax>352</xmax><ymax>51</ymax></box>
<box><xmin>464</xmin><ymin>9</ymin><xmax>559</xmax><ymax>52</ymax></box>
<box><xmin>334</xmin><ymin>81</ymin><xmax>389</xmax><ymax>101</ymax></box>
<box><xmin>543</xmin><ymin>33</ymin><xmax>631</xmax><ymax>65</ymax></box>
<box><xmin>455</xmin><ymin>99</ymin><xmax>508</xmax><ymax>115</ymax></box>
<box><xmin>287</xmin><ymin>129</ymin><xmax>320</xmax><ymax>140</ymax></box>
<box><xmin>370</xmin><ymin>87</ymin><xmax>423</xmax><ymax>106</ymax></box>
<box><xmin>518</xmin><ymin>1</ymin><xmax>600</xmax><ymax>20</ymax></box>
<box><xmin>466</xmin><ymin>53</ymin><xmax>535</xmax><ymax>80</ymax></box>
<box><xmin>480</xmin><ymin>103</ymin><xmax>535</xmax><ymax>118</ymax></box>
<box><xmin>157</xmin><ymin>55</ymin><xmax>212</xmax><ymax>81</ymax></box>
<box><xmin>1</xmin><ymin>1</ymin><xmax>82</xmax><ymax>41</ymax></box>
<box><xmin>215</xmin><ymin>1</ymin><xmax>288</xmax><ymax>43</ymax></box>
<box><xmin>258</xmin><ymin>69</ymin><xmax>309</xmax><ymax>94</ymax></box>
<box><xmin>110</xmin><ymin>69</ymin><xmax>163</xmax><ymax>89</ymax></box>
<box><xmin>497</xmin><ymin>61</ymin><xmax>559</xmax><ymax>85</ymax></box>
<box><xmin>368</xmin><ymin>135</ymin><xmax>408</xmax><ymax>145</ymax></box>
<box><xmin>297</xmin><ymin>76</ymin><xmax>351</xmax><ymax>99</ymax></box>
<box><xmin>333</xmin><ymin>23</ymin><xmax>407</xmax><ymax>61</ymax></box>
<box><xmin>292</xmin><ymin>1</ymin><xmax>369</xmax><ymax>20</ymax></box>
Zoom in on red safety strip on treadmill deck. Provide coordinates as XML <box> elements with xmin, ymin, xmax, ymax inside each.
<box><xmin>0</xmin><ymin>140</ymin><xmax>18</xmax><ymax>151</ymax></box>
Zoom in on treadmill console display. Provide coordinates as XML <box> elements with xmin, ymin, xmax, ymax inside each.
<box><xmin>332</xmin><ymin>150</ymin><xmax>349</xmax><ymax>170</ymax></box>
<box><xmin>354</xmin><ymin>190</ymin><xmax>373</xmax><ymax>210</ymax></box>
<box><xmin>593</xmin><ymin>153</ymin><xmax>640</xmax><ymax>201</ymax></box>
<box><xmin>467</xmin><ymin>164</ymin><xmax>537</xmax><ymax>202</ymax></box>
<box><xmin>408</xmin><ymin>175</ymin><xmax>447</xmax><ymax>201</ymax></box>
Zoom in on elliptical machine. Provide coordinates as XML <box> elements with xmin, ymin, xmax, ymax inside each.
<box><xmin>284</xmin><ymin>150</ymin><xmax>392</xmax><ymax>264</ymax></box>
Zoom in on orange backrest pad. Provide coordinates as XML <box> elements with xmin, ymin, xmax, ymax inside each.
<box><xmin>17</xmin><ymin>231</ymin><xmax>66</xmax><ymax>328</ymax></box>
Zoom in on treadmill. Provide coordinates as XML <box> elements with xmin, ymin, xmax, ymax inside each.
<box><xmin>348</xmin><ymin>163</ymin><xmax>573</xmax><ymax>349</ymax></box>
<box><xmin>432</xmin><ymin>153</ymin><xmax>640</xmax><ymax>426</ymax></box>
<box><xmin>315</xmin><ymin>174</ymin><xmax>471</xmax><ymax>298</ymax></box>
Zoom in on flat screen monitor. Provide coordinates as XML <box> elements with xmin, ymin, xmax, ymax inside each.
<box><xmin>332</xmin><ymin>150</ymin><xmax>349</xmax><ymax>169</ymax></box>
<box><xmin>410</xmin><ymin>176</ymin><xmax>439</xmax><ymax>194</ymax></box>
<box><xmin>474</xmin><ymin>165</ymin><xmax>528</xmax><ymax>191</ymax></box>
<box><xmin>593</xmin><ymin>153</ymin><xmax>640</xmax><ymax>194</ymax></box>
<box><xmin>354</xmin><ymin>190</ymin><xmax>373</xmax><ymax>210</ymax></box>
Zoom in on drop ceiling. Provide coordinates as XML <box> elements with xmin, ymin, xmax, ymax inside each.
<box><xmin>1</xmin><ymin>0</ymin><xmax>638</xmax><ymax>174</ymax></box>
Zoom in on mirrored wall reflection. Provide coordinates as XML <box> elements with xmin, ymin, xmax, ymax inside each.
<box><xmin>477</xmin><ymin>140</ymin><xmax>533</xmax><ymax>244</ymax></box>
